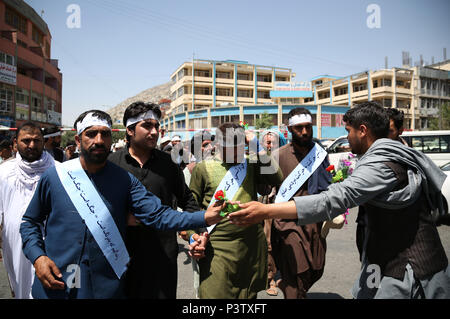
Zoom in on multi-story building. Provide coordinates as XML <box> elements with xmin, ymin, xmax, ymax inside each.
<box><xmin>0</xmin><ymin>0</ymin><xmax>62</xmax><ymax>129</ymax></box>
<box><xmin>168</xmin><ymin>59</ymin><xmax>294</xmax><ymax>115</ymax></box>
<box><xmin>163</xmin><ymin>59</ymin><xmax>350</xmax><ymax>140</ymax></box>
<box><xmin>312</xmin><ymin>61</ymin><xmax>450</xmax><ymax>130</ymax></box>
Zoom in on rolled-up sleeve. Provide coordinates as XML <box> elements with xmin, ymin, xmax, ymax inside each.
<box><xmin>293</xmin><ymin>161</ymin><xmax>398</xmax><ymax>225</ymax></box>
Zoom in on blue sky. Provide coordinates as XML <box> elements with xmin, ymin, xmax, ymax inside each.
<box><xmin>25</xmin><ymin>0</ymin><xmax>450</xmax><ymax>126</ymax></box>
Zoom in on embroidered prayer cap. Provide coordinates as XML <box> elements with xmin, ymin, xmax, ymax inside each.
<box><xmin>74</xmin><ymin>110</ymin><xmax>113</xmax><ymax>135</ymax></box>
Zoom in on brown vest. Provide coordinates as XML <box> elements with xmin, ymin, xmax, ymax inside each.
<box><xmin>360</xmin><ymin>161</ymin><xmax>448</xmax><ymax>280</ymax></box>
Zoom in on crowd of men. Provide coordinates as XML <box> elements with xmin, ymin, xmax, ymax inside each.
<box><xmin>0</xmin><ymin>100</ymin><xmax>449</xmax><ymax>299</ymax></box>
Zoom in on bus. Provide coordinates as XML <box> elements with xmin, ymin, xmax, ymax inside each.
<box><xmin>400</xmin><ymin>130</ymin><xmax>450</xmax><ymax>167</ymax></box>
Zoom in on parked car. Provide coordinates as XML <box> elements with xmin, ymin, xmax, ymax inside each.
<box><xmin>401</xmin><ymin>130</ymin><xmax>450</xmax><ymax>167</ymax></box>
<box><xmin>325</xmin><ymin>135</ymin><xmax>352</xmax><ymax>168</ymax></box>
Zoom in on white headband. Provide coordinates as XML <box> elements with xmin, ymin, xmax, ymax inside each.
<box><xmin>288</xmin><ymin>114</ymin><xmax>312</xmax><ymax>126</ymax></box>
<box><xmin>44</xmin><ymin>131</ymin><xmax>61</xmax><ymax>139</ymax></box>
<box><xmin>126</xmin><ymin>110</ymin><xmax>160</xmax><ymax>128</ymax></box>
<box><xmin>76</xmin><ymin>112</ymin><xmax>111</xmax><ymax>135</ymax></box>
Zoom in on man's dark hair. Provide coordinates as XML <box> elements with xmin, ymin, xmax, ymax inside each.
<box><xmin>343</xmin><ymin>101</ymin><xmax>389</xmax><ymax>139</ymax></box>
<box><xmin>74</xmin><ymin>110</ymin><xmax>112</xmax><ymax>133</ymax></box>
<box><xmin>386</xmin><ymin>108</ymin><xmax>404</xmax><ymax>130</ymax></box>
<box><xmin>42</xmin><ymin>125</ymin><xmax>61</xmax><ymax>141</ymax></box>
<box><xmin>123</xmin><ymin>101</ymin><xmax>161</xmax><ymax>143</ymax></box>
<box><xmin>16</xmin><ymin>121</ymin><xmax>43</xmax><ymax>139</ymax></box>
<box><xmin>0</xmin><ymin>139</ymin><xmax>12</xmax><ymax>150</ymax></box>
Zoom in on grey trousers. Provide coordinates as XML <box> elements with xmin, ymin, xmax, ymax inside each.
<box><xmin>352</xmin><ymin>263</ymin><xmax>450</xmax><ymax>299</ymax></box>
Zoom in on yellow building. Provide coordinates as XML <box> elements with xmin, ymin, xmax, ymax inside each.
<box><xmin>312</xmin><ymin>61</ymin><xmax>450</xmax><ymax>130</ymax></box>
<box><xmin>168</xmin><ymin>59</ymin><xmax>294</xmax><ymax>115</ymax></box>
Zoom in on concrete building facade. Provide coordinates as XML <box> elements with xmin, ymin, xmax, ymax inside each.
<box><xmin>0</xmin><ymin>0</ymin><xmax>62</xmax><ymax>129</ymax></box>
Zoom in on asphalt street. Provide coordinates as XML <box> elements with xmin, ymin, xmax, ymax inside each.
<box><xmin>1</xmin><ymin>207</ymin><xmax>449</xmax><ymax>299</ymax></box>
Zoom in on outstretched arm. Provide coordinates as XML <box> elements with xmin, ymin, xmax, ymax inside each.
<box><xmin>228</xmin><ymin>200</ymin><xmax>297</xmax><ymax>226</ymax></box>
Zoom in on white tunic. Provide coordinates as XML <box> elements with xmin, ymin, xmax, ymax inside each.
<box><xmin>0</xmin><ymin>156</ymin><xmax>48</xmax><ymax>299</ymax></box>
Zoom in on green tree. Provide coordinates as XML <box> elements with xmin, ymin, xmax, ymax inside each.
<box><xmin>429</xmin><ymin>103</ymin><xmax>450</xmax><ymax>130</ymax></box>
<box><xmin>112</xmin><ymin>124</ymin><xmax>126</xmax><ymax>143</ymax></box>
<box><xmin>61</xmin><ymin>130</ymin><xmax>76</xmax><ymax>148</ymax></box>
<box><xmin>254</xmin><ymin>112</ymin><xmax>274</xmax><ymax>130</ymax></box>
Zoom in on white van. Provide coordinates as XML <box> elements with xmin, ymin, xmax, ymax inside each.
<box><xmin>400</xmin><ymin>130</ymin><xmax>450</xmax><ymax>167</ymax></box>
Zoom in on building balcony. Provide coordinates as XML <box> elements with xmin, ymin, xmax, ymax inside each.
<box><xmin>0</xmin><ymin>37</ymin><xmax>15</xmax><ymax>56</ymax></box>
<box><xmin>352</xmin><ymin>90</ymin><xmax>368</xmax><ymax>98</ymax></box>
<box><xmin>216</xmin><ymin>96</ymin><xmax>235</xmax><ymax>102</ymax></box>
<box><xmin>44</xmin><ymin>59</ymin><xmax>62</xmax><ymax>82</ymax></box>
<box><xmin>396</xmin><ymin>87</ymin><xmax>411</xmax><ymax>95</ymax></box>
<box><xmin>17</xmin><ymin>45</ymin><xmax>43</xmax><ymax>69</ymax></box>
<box><xmin>237</xmin><ymin>97</ymin><xmax>254</xmax><ymax>104</ymax></box>
<box><xmin>372</xmin><ymin>86</ymin><xmax>394</xmax><ymax>95</ymax></box>
<box><xmin>31</xmin><ymin>77</ymin><xmax>44</xmax><ymax>93</ymax></box>
<box><xmin>216</xmin><ymin>77</ymin><xmax>234</xmax><ymax>85</ymax></box>
<box><xmin>236</xmin><ymin>79</ymin><xmax>254</xmax><ymax>87</ymax></box>
<box><xmin>257</xmin><ymin>81</ymin><xmax>273</xmax><ymax>88</ymax></box>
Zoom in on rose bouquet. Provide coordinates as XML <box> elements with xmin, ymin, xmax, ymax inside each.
<box><xmin>321</xmin><ymin>158</ymin><xmax>355</xmax><ymax>238</ymax></box>
<box><xmin>214</xmin><ymin>190</ymin><xmax>241</xmax><ymax>217</ymax></box>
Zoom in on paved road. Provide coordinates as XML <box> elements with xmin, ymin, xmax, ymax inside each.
<box><xmin>176</xmin><ymin>207</ymin><xmax>450</xmax><ymax>299</ymax></box>
<box><xmin>1</xmin><ymin>207</ymin><xmax>449</xmax><ymax>299</ymax></box>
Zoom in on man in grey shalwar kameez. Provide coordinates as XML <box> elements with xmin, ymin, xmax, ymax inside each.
<box><xmin>228</xmin><ymin>101</ymin><xmax>450</xmax><ymax>299</ymax></box>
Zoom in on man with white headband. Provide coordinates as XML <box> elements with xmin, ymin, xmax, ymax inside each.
<box><xmin>43</xmin><ymin>126</ymin><xmax>64</xmax><ymax>162</ymax></box>
<box><xmin>257</xmin><ymin>107</ymin><xmax>331</xmax><ymax>299</ymax></box>
<box><xmin>108</xmin><ymin>102</ymin><xmax>201</xmax><ymax>299</ymax></box>
<box><xmin>229</xmin><ymin>102</ymin><xmax>450</xmax><ymax>299</ymax></box>
<box><xmin>187</xmin><ymin>122</ymin><xmax>283</xmax><ymax>298</ymax></box>
<box><xmin>20</xmin><ymin>109</ymin><xmax>224</xmax><ymax>299</ymax></box>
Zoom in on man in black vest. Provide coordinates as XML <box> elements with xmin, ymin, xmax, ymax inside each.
<box><xmin>228</xmin><ymin>101</ymin><xmax>450</xmax><ymax>299</ymax></box>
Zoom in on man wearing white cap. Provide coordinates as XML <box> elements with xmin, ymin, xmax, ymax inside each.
<box><xmin>108</xmin><ymin>102</ymin><xmax>201</xmax><ymax>299</ymax></box>
<box><xmin>171</xmin><ymin>135</ymin><xmax>181</xmax><ymax>146</ymax></box>
<box><xmin>262</xmin><ymin>107</ymin><xmax>331</xmax><ymax>299</ymax></box>
<box><xmin>20</xmin><ymin>109</ymin><xmax>224</xmax><ymax>299</ymax></box>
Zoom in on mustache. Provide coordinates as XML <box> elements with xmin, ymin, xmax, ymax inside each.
<box><xmin>89</xmin><ymin>145</ymin><xmax>107</xmax><ymax>152</ymax></box>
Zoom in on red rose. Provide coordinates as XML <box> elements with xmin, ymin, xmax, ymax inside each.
<box><xmin>214</xmin><ymin>190</ymin><xmax>225</xmax><ymax>201</ymax></box>
<box><xmin>326</xmin><ymin>165</ymin><xmax>335</xmax><ymax>172</ymax></box>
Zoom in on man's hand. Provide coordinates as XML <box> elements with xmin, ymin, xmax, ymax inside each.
<box><xmin>227</xmin><ymin>201</ymin><xmax>269</xmax><ymax>226</ymax></box>
<box><xmin>204</xmin><ymin>201</ymin><xmax>226</xmax><ymax>226</ymax></box>
<box><xmin>188</xmin><ymin>232</ymin><xmax>209</xmax><ymax>260</ymax></box>
<box><xmin>34</xmin><ymin>256</ymin><xmax>65</xmax><ymax>290</ymax></box>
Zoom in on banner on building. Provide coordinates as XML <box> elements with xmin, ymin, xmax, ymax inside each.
<box><xmin>47</xmin><ymin>110</ymin><xmax>62</xmax><ymax>125</ymax></box>
<box><xmin>16</xmin><ymin>103</ymin><xmax>29</xmax><ymax>121</ymax></box>
<box><xmin>0</xmin><ymin>62</ymin><xmax>17</xmax><ymax>85</ymax></box>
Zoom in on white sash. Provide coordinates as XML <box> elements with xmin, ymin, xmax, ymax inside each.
<box><xmin>55</xmin><ymin>159</ymin><xmax>130</xmax><ymax>279</ymax></box>
<box><xmin>274</xmin><ymin>143</ymin><xmax>328</xmax><ymax>203</ymax></box>
<box><xmin>206</xmin><ymin>159</ymin><xmax>248</xmax><ymax>233</ymax></box>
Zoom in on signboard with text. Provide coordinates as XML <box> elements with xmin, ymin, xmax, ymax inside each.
<box><xmin>0</xmin><ymin>62</ymin><xmax>17</xmax><ymax>85</ymax></box>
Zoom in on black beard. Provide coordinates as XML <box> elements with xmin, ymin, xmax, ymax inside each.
<box><xmin>19</xmin><ymin>149</ymin><xmax>43</xmax><ymax>163</ymax></box>
<box><xmin>292</xmin><ymin>134</ymin><xmax>312</xmax><ymax>147</ymax></box>
<box><xmin>81</xmin><ymin>145</ymin><xmax>109</xmax><ymax>164</ymax></box>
